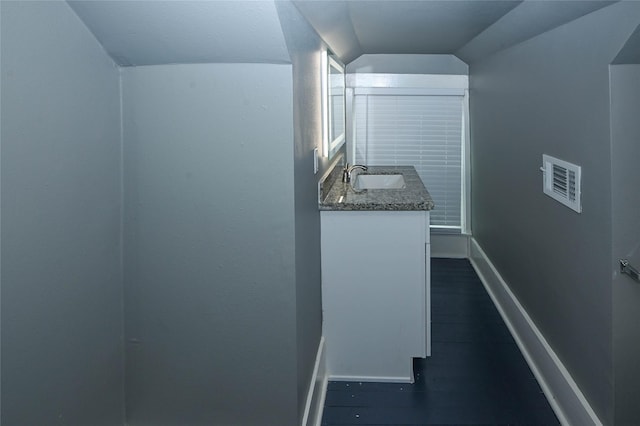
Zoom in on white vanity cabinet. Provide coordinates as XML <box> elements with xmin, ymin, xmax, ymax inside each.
<box><xmin>320</xmin><ymin>210</ymin><xmax>430</xmax><ymax>383</ymax></box>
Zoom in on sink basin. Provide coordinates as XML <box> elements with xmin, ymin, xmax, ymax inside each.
<box><xmin>353</xmin><ymin>174</ymin><xmax>406</xmax><ymax>190</ymax></box>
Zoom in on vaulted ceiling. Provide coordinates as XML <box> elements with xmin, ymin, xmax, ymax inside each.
<box><xmin>292</xmin><ymin>0</ymin><xmax>615</xmax><ymax>63</ymax></box>
<box><xmin>67</xmin><ymin>1</ymin><xmax>290</xmax><ymax>66</ymax></box>
<box><xmin>292</xmin><ymin>0</ymin><xmax>520</xmax><ymax>63</ymax></box>
<box><xmin>66</xmin><ymin>0</ymin><xmax>615</xmax><ymax>67</ymax></box>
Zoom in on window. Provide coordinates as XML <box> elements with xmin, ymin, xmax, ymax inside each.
<box><xmin>350</xmin><ymin>74</ymin><xmax>470</xmax><ymax>232</ymax></box>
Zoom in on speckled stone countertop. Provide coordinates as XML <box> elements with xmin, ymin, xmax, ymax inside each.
<box><xmin>319</xmin><ymin>165</ymin><xmax>435</xmax><ymax>211</ymax></box>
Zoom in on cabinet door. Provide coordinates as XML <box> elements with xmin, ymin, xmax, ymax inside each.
<box><xmin>321</xmin><ymin>210</ymin><xmax>428</xmax><ymax>382</ymax></box>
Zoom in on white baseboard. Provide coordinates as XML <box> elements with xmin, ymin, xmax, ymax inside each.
<box><xmin>302</xmin><ymin>337</ymin><xmax>328</xmax><ymax>426</ymax></box>
<box><xmin>328</xmin><ymin>375</ymin><xmax>413</xmax><ymax>383</ymax></box>
<box><xmin>431</xmin><ymin>233</ymin><xmax>469</xmax><ymax>258</ymax></box>
<box><xmin>469</xmin><ymin>238</ymin><xmax>602</xmax><ymax>426</ymax></box>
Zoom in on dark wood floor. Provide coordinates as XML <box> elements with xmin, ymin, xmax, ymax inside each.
<box><xmin>321</xmin><ymin>258</ymin><xmax>560</xmax><ymax>425</ymax></box>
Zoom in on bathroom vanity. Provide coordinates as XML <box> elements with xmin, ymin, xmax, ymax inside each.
<box><xmin>319</xmin><ymin>165</ymin><xmax>434</xmax><ymax>383</ymax></box>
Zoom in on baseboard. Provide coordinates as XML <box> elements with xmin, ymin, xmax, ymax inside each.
<box><xmin>328</xmin><ymin>375</ymin><xmax>414</xmax><ymax>383</ymax></box>
<box><xmin>430</xmin><ymin>233</ymin><xmax>469</xmax><ymax>258</ymax></box>
<box><xmin>469</xmin><ymin>238</ymin><xmax>602</xmax><ymax>426</ymax></box>
<box><xmin>302</xmin><ymin>337</ymin><xmax>328</xmax><ymax>426</ymax></box>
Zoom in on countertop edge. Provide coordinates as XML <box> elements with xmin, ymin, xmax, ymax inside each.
<box><xmin>319</xmin><ymin>166</ymin><xmax>435</xmax><ymax>212</ymax></box>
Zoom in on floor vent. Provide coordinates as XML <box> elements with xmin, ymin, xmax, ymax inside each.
<box><xmin>541</xmin><ymin>154</ymin><xmax>582</xmax><ymax>213</ymax></box>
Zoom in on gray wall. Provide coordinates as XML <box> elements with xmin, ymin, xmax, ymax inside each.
<box><xmin>122</xmin><ymin>63</ymin><xmax>299</xmax><ymax>425</ymax></box>
<box><xmin>611</xmin><ymin>63</ymin><xmax>640</xmax><ymax>426</ymax></box>
<box><xmin>347</xmin><ymin>54</ymin><xmax>468</xmax><ymax>75</ymax></box>
<box><xmin>469</xmin><ymin>2</ymin><xmax>640</xmax><ymax>423</ymax></box>
<box><xmin>1</xmin><ymin>1</ymin><xmax>124</xmax><ymax>425</ymax></box>
<box><xmin>276</xmin><ymin>2</ymin><xmax>344</xmax><ymax>421</ymax></box>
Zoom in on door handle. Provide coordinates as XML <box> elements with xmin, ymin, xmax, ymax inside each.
<box><xmin>620</xmin><ymin>259</ymin><xmax>640</xmax><ymax>283</ymax></box>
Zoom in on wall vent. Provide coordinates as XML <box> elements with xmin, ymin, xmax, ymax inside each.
<box><xmin>541</xmin><ymin>154</ymin><xmax>582</xmax><ymax>213</ymax></box>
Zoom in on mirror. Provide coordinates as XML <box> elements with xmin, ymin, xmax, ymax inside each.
<box><xmin>323</xmin><ymin>52</ymin><xmax>346</xmax><ymax>159</ymax></box>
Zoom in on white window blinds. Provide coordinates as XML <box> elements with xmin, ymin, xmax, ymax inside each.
<box><xmin>354</xmin><ymin>94</ymin><xmax>464</xmax><ymax>229</ymax></box>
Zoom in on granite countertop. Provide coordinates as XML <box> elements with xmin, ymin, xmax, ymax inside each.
<box><xmin>319</xmin><ymin>165</ymin><xmax>435</xmax><ymax>211</ymax></box>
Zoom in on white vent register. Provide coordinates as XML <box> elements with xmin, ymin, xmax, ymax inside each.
<box><xmin>541</xmin><ymin>154</ymin><xmax>582</xmax><ymax>213</ymax></box>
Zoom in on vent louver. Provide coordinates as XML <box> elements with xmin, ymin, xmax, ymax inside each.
<box><xmin>542</xmin><ymin>154</ymin><xmax>582</xmax><ymax>213</ymax></box>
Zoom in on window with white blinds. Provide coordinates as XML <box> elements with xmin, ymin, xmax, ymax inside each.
<box><xmin>353</xmin><ymin>94</ymin><xmax>464</xmax><ymax>229</ymax></box>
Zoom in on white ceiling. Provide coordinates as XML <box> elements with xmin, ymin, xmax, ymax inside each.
<box><xmin>613</xmin><ymin>24</ymin><xmax>640</xmax><ymax>64</ymax></box>
<box><xmin>67</xmin><ymin>1</ymin><xmax>290</xmax><ymax>66</ymax></box>
<box><xmin>292</xmin><ymin>0</ymin><xmax>519</xmax><ymax>62</ymax></box>
<box><xmin>66</xmin><ymin>0</ymin><xmax>616</xmax><ymax>67</ymax></box>
<box><xmin>292</xmin><ymin>0</ymin><xmax>615</xmax><ymax>63</ymax></box>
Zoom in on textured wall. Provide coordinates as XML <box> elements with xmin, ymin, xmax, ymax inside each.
<box><xmin>122</xmin><ymin>63</ymin><xmax>299</xmax><ymax>425</ymax></box>
<box><xmin>468</xmin><ymin>3</ymin><xmax>640</xmax><ymax>423</ymax></box>
<box><xmin>611</xmin><ymin>63</ymin><xmax>640</xmax><ymax>425</ymax></box>
<box><xmin>276</xmin><ymin>2</ymin><xmax>343</xmax><ymax>421</ymax></box>
<box><xmin>1</xmin><ymin>1</ymin><xmax>123</xmax><ymax>424</ymax></box>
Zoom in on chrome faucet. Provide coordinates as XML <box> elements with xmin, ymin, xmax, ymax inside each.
<box><xmin>342</xmin><ymin>163</ymin><xmax>368</xmax><ymax>183</ymax></box>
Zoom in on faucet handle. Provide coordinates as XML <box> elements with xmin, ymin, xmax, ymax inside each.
<box><xmin>342</xmin><ymin>164</ymin><xmax>368</xmax><ymax>183</ymax></box>
<box><xmin>342</xmin><ymin>163</ymin><xmax>350</xmax><ymax>183</ymax></box>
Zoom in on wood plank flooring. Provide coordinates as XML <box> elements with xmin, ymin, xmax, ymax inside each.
<box><xmin>321</xmin><ymin>258</ymin><xmax>560</xmax><ymax>425</ymax></box>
